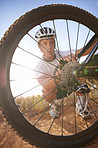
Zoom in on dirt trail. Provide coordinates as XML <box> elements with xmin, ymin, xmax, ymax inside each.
<box><xmin>0</xmin><ymin>110</ymin><xmax>97</xmax><ymax>148</ymax></box>
<box><xmin>0</xmin><ymin>114</ymin><xmax>33</xmax><ymax>148</ymax></box>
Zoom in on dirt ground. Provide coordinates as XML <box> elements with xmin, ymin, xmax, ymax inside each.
<box><xmin>0</xmin><ymin>106</ymin><xmax>97</xmax><ymax>148</ymax></box>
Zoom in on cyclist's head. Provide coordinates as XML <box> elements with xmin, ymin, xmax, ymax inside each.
<box><xmin>35</xmin><ymin>27</ymin><xmax>56</xmax><ymax>42</ymax></box>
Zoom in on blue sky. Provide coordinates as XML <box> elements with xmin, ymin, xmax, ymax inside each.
<box><xmin>0</xmin><ymin>0</ymin><xmax>98</xmax><ymax>39</ymax></box>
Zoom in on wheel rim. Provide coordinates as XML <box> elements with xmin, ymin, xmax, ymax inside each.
<box><xmin>9</xmin><ymin>18</ymin><xmax>98</xmax><ymax>136</ymax></box>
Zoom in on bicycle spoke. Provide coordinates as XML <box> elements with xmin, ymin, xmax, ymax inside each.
<box><xmin>47</xmin><ymin>100</ymin><xmax>62</xmax><ymax>134</ymax></box>
<box><xmin>33</xmin><ymin>84</ymin><xmax>64</xmax><ymax>127</ymax></box>
<box><xmin>14</xmin><ymin>77</ymin><xmax>53</xmax><ymax>98</ymax></box>
<box><xmin>89</xmin><ymin>98</ymin><xmax>98</xmax><ymax>104</ymax></box>
<box><xmin>85</xmin><ymin>118</ymin><xmax>89</xmax><ymax>128</ymax></box>
<box><xmin>39</xmin><ymin>24</ymin><xmax>61</xmax><ymax>58</ymax></box>
<box><xmin>75</xmin><ymin>23</ymin><xmax>80</xmax><ymax>59</ymax></box>
<box><xmin>22</xmin><ymin>88</ymin><xmax>57</xmax><ymax>114</ymax></box>
<box><xmin>77</xmin><ymin>34</ymin><xmax>97</xmax><ymax>59</ymax></box>
<box><xmin>83</xmin><ymin>29</ymin><xmax>90</xmax><ymax>47</ymax></box>
<box><xmin>10</xmin><ymin>76</ymin><xmax>52</xmax><ymax>81</ymax></box>
<box><xmin>61</xmin><ymin>92</ymin><xmax>64</xmax><ymax>136</ymax></box>
<box><xmin>52</xmin><ymin>20</ymin><xmax>63</xmax><ymax>60</ymax></box>
<box><xmin>18</xmin><ymin>45</ymin><xmax>57</xmax><ymax>68</ymax></box>
<box><xmin>88</xmin><ymin>102</ymin><xmax>98</xmax><ymax>120</ymax></box>
<box><xmin>66</xmin><ymin>20</ymin><xmax>72</xmax><ymax>60</ymax></box>
<box><xmin>11</xmin><ymin>62</ymin><xmax>53</xmax><ymax>77</ymax></box>
<box><xmin>74</xmin><ymin>92</ymin><xmax>77</xmax><ymax>134</ymax></box>
<box><xmin>34</xmin><ymin>96</ymin><xmax>59</xmax><ymax>126</ymax></box>
<box><xmin>84</xmin><ymin>95</ymin><xmax>89</xmax><ymax>128</ymax></box>
<box><xmin>86</xmin><ymin>81</ymin><xmax>98</xmax><ymax>90</ymax></box>
<box><xmin>83</xmin><ymin>107</ymin><xmax>89</xmax><ymax>128</ymax></box>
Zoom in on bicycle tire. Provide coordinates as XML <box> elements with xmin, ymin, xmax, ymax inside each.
<box><xmin>0</xmin><ymin>4</ymin><xmax>98</xmax><ymax>148</ymax></box>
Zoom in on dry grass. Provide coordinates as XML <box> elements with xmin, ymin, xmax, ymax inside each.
<box><xmin>15</xmin><ymin>95</ymin><xmax>48</xmax><ymax>117</ymax></box>
<box><xmin>15</xmin><ymin>79</ymin><xmax>98</xmax><ymax>116</ymax></box>
<box><xmin>87</xmin><ymin>79</ymin><xmax>98</xmax><ymax>99</ymax></box>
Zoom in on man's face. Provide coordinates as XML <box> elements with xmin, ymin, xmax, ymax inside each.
<box><xmin>38</xmin><ymin>38</ymin><xmax>55</xmax><ymax>61</ymax></box>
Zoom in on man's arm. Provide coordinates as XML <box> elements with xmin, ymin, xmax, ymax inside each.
<box><xmin>38</xmin><ymin>75</ymin><xmax>58</xmax><ymax>103</ymax></box>
<box><xmin>76</xmin><ymin>36</ymin><xmax>98</xmax><ymax>56</ymax></box>
<box><xmin>37</xmin><ymin>54</ymin><xmax>78</xmax><ymax>103</ymax></box>
<box><xmin>38</xmin><ymin>75</ymin><xmax>57</xmax><ymax>90</ymax></box>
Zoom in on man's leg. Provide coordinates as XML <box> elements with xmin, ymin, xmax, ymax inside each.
<box><xmin>76</xmin><ymin>84</ymin><xmax>91</xmax><ymax>119</ymax></box>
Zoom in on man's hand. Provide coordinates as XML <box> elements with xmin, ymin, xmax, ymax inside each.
<box><xmin>56</xmin><ymin>54</ymin><xmax>78</xmax><ymax>77</ymax></box>
<box><xmin>62</xmin><ymin>54</ymin><xmax>78</xmax><ymax>62</ymax></box>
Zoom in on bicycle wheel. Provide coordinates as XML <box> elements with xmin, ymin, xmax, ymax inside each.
<box><xmin>0</xmin><ymin>4</ymin><xmax>98</xmax><ymax>148</ymax></box>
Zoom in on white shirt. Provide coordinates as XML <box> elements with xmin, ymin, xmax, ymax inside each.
<box><xmin>35</xmin><ymin>50</ymin><xmax>75</xmax><ymax>78</ymax></box>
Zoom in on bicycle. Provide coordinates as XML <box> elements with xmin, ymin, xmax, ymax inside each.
<box><xmin>0</xmin><ymin>4</ymin><xmax>98</xmax><ymax>148</ymax></box>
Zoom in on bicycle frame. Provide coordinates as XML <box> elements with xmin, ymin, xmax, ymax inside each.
<box><xmin>76</xmin><ymin>34</ymin><xmax>98</xmax><ymax>78</ymax></box>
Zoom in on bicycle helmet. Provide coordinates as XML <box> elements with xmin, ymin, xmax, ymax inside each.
<box><xmin>35</xmin><ymin>27</ymin><xmax>56</xmax><ymax>42</ymax></box>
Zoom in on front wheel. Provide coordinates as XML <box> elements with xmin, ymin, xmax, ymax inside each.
<box><xmin>0</xmin><ymin>4</ymin><xmax>98</xmax><ymax>148</ymax></box>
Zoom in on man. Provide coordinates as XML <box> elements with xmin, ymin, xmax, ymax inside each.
<box><xmin>35</xmin><ymin>27</ymin><xmax>97</xmax><ymax>118</ymax></box>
